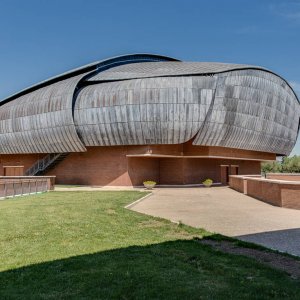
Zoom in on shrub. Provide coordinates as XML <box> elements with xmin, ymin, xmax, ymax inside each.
<box><xmin>202</xmin><ymin>178</ymin><xmax>213</xmax><ymax>185</ymax></box>
<box><xmin>143</xmin><ymin>180</ymin><xmax>157</xmax><ymax>185</ymax></box>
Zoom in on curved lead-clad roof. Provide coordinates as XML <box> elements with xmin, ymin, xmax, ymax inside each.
<box><xmin>86</xmin><ymin>61</ymin><xmax>298</xmax><ymax>103</ymax></box>
<box><xmin>0</xmin><ymin>54</ymin><xmax>177</xmax><ymax>153</ymax></box>
<box><xmin>0</xmin><ymin>53</ymin><xmax>299</xmax><ymax>155</ymax></box>
<box><xmin>87</xmin><ymin>61</ymin><xmax>266</xmax><ymax>81</ymax></box>
<box><xmin>0</xmin><ymin>54</ymin><xmax>178</xmax><ymax>105</ymax></box>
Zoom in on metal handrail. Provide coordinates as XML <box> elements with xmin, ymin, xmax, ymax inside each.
<box><xmin>25</xmin><ymin>153</ymin><xmax>63</xmax><ymax>176</ymax></box>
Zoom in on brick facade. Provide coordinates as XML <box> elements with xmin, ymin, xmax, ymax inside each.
<box><xmin>0</xmin><ymin>143</ymin><xmax>267</xmax><ymax>186</ymax></box>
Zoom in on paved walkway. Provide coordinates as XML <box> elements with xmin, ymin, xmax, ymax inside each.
<box><xmin>130</xmin><ymin>187</ymin><xmax>300</xmax><ymax>256</ymax></box>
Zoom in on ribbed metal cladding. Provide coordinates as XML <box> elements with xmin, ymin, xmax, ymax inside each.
<box><xmin>75</xmin><ymin>67</ymin><xmax>299</xmax><ymax>155</ymax></box>
<box><xmin>87</xmin><ymin>61</ymin><xmax>264</xmax><ymax>81</ymax></box>
<box><xmin>0</xmin><ymin>75</ymin><xmax>87</xmax><ymax>153</ymax></box>
<box><xmin>193</xmin><ymin>70</ymin><xmax>300</xmax><ymax>155</ymax></box>
<box><xmin>74</xmin><ymin>76</ymin><xmax>216</xmax><ymax>146</ymax></box>
<box><xmin>0</xmin><ymin>54</ymin><xmax>299</xmax><ymax>156</ymax></box>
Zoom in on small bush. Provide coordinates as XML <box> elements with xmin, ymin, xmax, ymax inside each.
<box><xmin>202</xmin><ymin>178</ymin><xmax>213</xmax><ymax>185</ymax></box>
<box><xmin>143</xmin><ymin>180</ymin><xmax>157</xmax><ymax>185</ymax></box>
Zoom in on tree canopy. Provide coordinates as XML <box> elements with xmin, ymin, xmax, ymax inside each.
<box><xmin>261</xmin><ymin>155</ymin><xmax>300</xmax><ymax>174</ymax></box>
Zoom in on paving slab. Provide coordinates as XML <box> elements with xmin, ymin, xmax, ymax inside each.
<box><xmin>130</xmin><ymin>187</ymin><xmax>300</xmax><ymax>256</ymax></box>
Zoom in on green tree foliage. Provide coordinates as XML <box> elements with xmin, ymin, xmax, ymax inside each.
<box><xmin>261</xmin><ymin>155</ymin><xmax>300</xmax><ymax>173</ymax></box>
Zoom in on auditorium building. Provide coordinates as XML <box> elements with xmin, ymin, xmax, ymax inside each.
<box><xmin>0</xmin><ymin>54</ymin><xmax>299</xmax><ymax>186</ymax></box>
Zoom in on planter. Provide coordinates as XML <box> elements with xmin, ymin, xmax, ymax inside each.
<box><xmin>202</xmin><ymin>179</ymin><xmax>213</xmax><ymax>188</ymax></box>
<box><xmin>203</xmin><ymin>183</ymin><xmax>212</xmax><ymax>188</ymax></box>
<box><xmin>143</xmin><ymin>181</ymin><xmax>156</xmax><ymax>190</ymax></box>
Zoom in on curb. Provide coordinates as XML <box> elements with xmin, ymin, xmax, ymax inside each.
<box><xmin>124</xmin><ymin>192</ymin><xmax>153</xmax><ymax>209</ymax></box>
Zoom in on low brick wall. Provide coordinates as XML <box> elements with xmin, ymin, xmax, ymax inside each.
<box><xmin>229</xmin><ymin>175</ymin><xmax>300</xmax><ymax>210</ymax></box>
<box><xmin>229</xmin><ymin>176</ymin><xmax>245</xmax><ymax>193</ymax></box>
<box><xmin>281</xmin><ymin>184</ymin><xmax>300</xmax><ymax>209</ymax></box>
<box><xmin>246</xmin><ymin>178</ymin><xmax>281</xmax><ymax>206</ymax></box>
<box><xmin>0</xmin><ymin>176</ymin><xmax>56</xmax><ymax>198</ymax></box>
<box><xmin>229</xmin><ymin>175</ymin><xmax>261</xmax><ymax>194</ymax></box>
<box><xmin>266</xmin><ymin>173</ymin><xmax>300</xmax><ymax>182</ymax></box>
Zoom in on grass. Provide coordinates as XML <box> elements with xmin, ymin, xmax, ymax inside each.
<box><xmin>0</xmin><ymin>191</ymin><xmax>300</xmax><ymax>299</ymax></box>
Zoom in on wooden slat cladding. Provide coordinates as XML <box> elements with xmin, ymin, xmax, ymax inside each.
<box><xmin>0</xmin><ymin>75</ymin><xmax>87</xmax><ymax>153</ymax></box>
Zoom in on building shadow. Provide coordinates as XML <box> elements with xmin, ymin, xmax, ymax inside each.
<box><xmin>1</xmin><ymin>239</ymin><xmax>300</xmax><ymax>299</ymax></box>
<box><xmin>236</xmin><ymin>228</ymin><xmax>300</xmax><ymax>257</ymax></box>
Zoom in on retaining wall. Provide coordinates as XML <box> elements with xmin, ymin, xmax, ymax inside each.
<box><xmin>229</xmin><ymin>175</ymin><xmax>300</xmax><ymax>210</ymax></box>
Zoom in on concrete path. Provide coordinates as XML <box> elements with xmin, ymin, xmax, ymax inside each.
<box><xmin>130</xmin><ymin>187</ymin><xmax>300</xmax><ymax>256</ymax></box>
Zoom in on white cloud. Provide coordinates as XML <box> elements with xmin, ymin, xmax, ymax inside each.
<box><xmin>269</xmin><ymin>2</ymin><xmax>300</xmax><ymax>20</ymax></box>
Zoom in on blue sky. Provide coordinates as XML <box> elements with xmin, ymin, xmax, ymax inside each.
<box><xmin>0</xmin><ymin>0</ymin><xmax>300</xmax><ymax>154</ymax></box>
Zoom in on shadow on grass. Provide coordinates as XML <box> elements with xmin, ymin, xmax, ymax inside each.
<box><xmin>1</xmin><ymin>239</ymin><xmax>300</xmax><ymax>299</ymax></box>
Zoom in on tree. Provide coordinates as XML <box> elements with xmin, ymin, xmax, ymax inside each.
<box><xmin>281</xmin><ymin>156</ymin><xmax>300</xmax><ymax>173</ymax></box>
<box><xmin>261</xmin><ymin>155</ymin><xmax>300</xmax><ymax>173</ymax></box>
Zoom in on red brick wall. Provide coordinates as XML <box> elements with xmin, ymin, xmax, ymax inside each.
<box><xmin>48</xmin><ymin>150</ymin><xmax>261</xmax><ymax>186</ymax></box>
<box><xmin>0</xmin><ymin>154</ymin><xmax>40</xmax><ymax>175</ymax></box>
<box><xmin>229</xmin><ymin>176</ymin><xmax>245</xmax><ymax>193</ymax></box>
<box><xmin>246</xmin><ymin>179</ymin><xmax>282</xmax><ymax>206</ymax></box>
<box><xmin>184</xmin><ymin>158</ymin><xmax>219</xmax><ymax>184</ymax></box>
<box><xmin>159</xmin><ymin>158</ymin><xmax>184</xmax><ymax>184</ymax></box>
<box><xmin>46</xmin><ymin>147</ymin><xmax>130</xmax><ymax>186</ymax></box>
<box><xmin>281</xmin><ymin>185</ymin><xmax>300</xmax><ymax>209</ymax></box>
<box><xmin>209</xmin><ymin>146</ymin><xmax>275</xmax><ymax>161</ymax></box>
<box><xmin>128</xmin><ymin>157</ymin><xmax>160</xmax><ymax>186</ymax></box>
<box><xmin>0</xmin><ymin>144</ymin><xmax>264</xmax><ymax>186</ymax></box>
<box><xmin>267</xmin><ymin>174</ymin><xmax>300</xmax><ymax>182</ymax></box>
<box><xmin>233</xmin><ymin>177</ymin><xmax>300</xmax><ymax>210</ymax></box>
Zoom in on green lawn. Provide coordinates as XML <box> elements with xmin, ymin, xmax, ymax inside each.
<box><xmin>0</xmin><ymin>191</ymin><xmax>299</xmax><ymax>299</ymax></box>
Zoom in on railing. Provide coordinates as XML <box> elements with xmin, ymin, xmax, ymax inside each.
<box><xmin>25</xmin><ymin>153</ymin><xmax>65</xmax><ymax>176</ymax></box>
<box><xmin>0</xmin><ymin>176</ymin><xmax>55</xmax><ymax>199</ymax></box>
